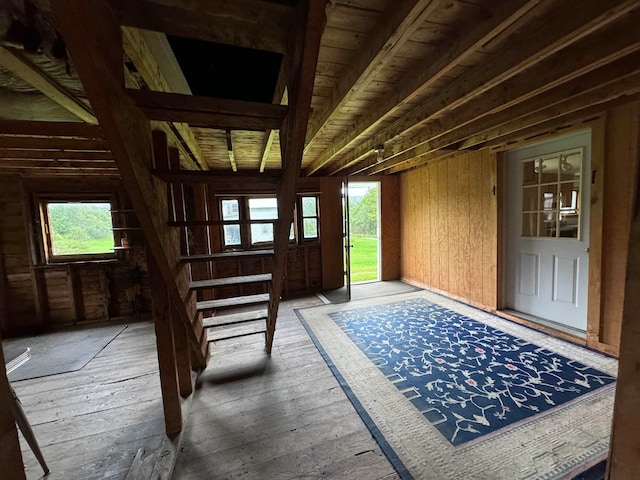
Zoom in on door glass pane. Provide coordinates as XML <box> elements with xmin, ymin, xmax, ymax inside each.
<box><xmin>540</xmin><ymin>156</ymin><xmax>558</xmax><ymax>184</ymax></box>
<box><xmin>539</xmin><ymin>211</ymin><xmax>558</xmax><ymax>238</ymax></box>
<box><xmin>540</xmin><ymin>184</ymin><xmax>558</xmax><ymax>211</ymax></box>
<box><xmin>522</xmin><ymin>160</ymin><xmax>538</xmax><ymax>186</ymax></box>
<box><xmin>522</xmin><ymin>186</ymin><xmax>538</xmax><ymax>212</ymax></box>
<box><xmin>522</xmin><ymin>213</ymin><xmax>538</xmax><ymax>237</ymax></box>
<box><xmin>559</xmin><ymin>152</ymin><xmax>581</xmax><ymax>182</ymax></box>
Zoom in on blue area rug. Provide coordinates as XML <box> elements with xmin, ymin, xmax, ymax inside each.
<box><xmin>329</xmin><ymin>298</ymin><xmax>616</xmax><ymax>447</ymax></box>
<box><xmin>296</xmin><ymin>290</ymin><xmax>618</xmax><ymax>480</ymax></box>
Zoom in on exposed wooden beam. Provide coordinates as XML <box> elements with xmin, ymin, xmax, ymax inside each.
<box><xmin>0</xmin><ymin>46</ymin><xmax>97</xmax><ymax>124</ymax></box>
<box><xmin>334</xmin><ymin>18</ymin><xmax>640</xmax><ymax>175</ymax></box>
<box><xmin>0</xmin><ymin>159</ymin><xmax>116</xmax><ymax>168</ymax></box>
<box><xmin>259</xmin><ymin>64</ymin><xmax>288</xmax><ymax>173</ymax></box>
<box><xmin>304</xmin><ymin>0</ymin><xmax>447</xmax><ymax>149</ymax></box>
<box><xmin>51</xmin><ymin>0</ymin><xmax>206</xmax><ymax>368</ymax></box>
<box><xmin>152</xmin><ymin>170</ymin><xmax>279</xmax><ymax>192</ymax></box>
<box><xmin>121</xmin><ymin>26</ymin><xmax>207</xmax><ymax>170</ymax></box>
<box><xmin>607</xmin><ymin>101</ymin><xmax>640</xmax><ymax>480</ymax></box>
<box><xmin>313</xmin><ymin>0</ymin><xmax>638</xmax><ymax>176</ymax></box>
<box><xmin>0</xmin><ymin>149</ymin><xmax>113</xmax><ymax>160</ymax></box>
<box><xmin>0</xmin><ymin>167</ymin><xmax>120</xmax><ymax>176</ymax></box>
<box><xmin>304</xmin><ymin>0</ymin><xmax>542</xmax><ymax>175</ymax></box>
<box><xmin>267</xmin><ymin>0</ymin><xmax>326</xmax><ymax>353</ymax></box>
<box><xmin>127</xmin><ymin>89</ymin><xmax>288</xmax><ymax>130</ymax></box>
<box><xmin>108</xmin><ymin>0</ymin><xmax>294</xmax><ymax>54</ymax></box>
<box><xmin>0</xmin><ymin>120</ymin><xmax>104</xmax><ymax>138</ymax></box>
<box><xmin>226</xmin><ymin>130</ymin><xmax>237</xmax><ymax>172</ymax></box>
<box><xmin>0</xmin><ymin>137</ymin><xmax>110</xmax><ymax>151</ymax></box>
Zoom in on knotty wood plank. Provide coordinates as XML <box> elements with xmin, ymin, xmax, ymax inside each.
<box><xmin>190</xmin><ymin>274</ymin><xmax>272</xmax><ymax>290</ymax></box>
<box><xmin>429</xmin><ymin>163</ymin><xmax>440</xmax><ymax>291</ymax></box>
<box><xmin>437</xmin><ymin>160</ymin><xmax>449</xmax><ymax>292</ymax></box>
<box><xmin>458</xmin><ymin>154</ymin><xmax>471</xmax><ymax>301</ymax></box>
<box><xmin>586</xmin><ymin>119</ymin><xmax>606</xmax><ymax>348</ymax></box>
<box><xmin>207</xmin><ymin>323</ymin><xmax>266</xmax><ymax>342</ymax></box>
<box><xmin>197</xmin><ymin>293</ymin><xmax>269</xmax><ymax>311</ymax></box>
<box><xmin>468</xmin><ymin>153</ymin><xmax>485</xmax><ymax>305</ymax></box>
<box><xmin>481</xmin><ymin>150</ymin><xmax>498</xmax><ymax>309</ymax></box>
<box><xmin>447</xmin><ymin>157</ymin><xmax>459</xmax><ymax>296</ymax></box>
<box><xmin>203</xmin><ymin>309</ymin><xmax>268</xmax><ymax>328</ymax></box>
<box><xmin>607</xmin><ymin>101</ymin><xmax>640</xmax><ymax>480</ymax></box>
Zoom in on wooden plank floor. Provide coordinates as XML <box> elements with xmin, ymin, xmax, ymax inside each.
<box><xmin>173</xmin><ymin>295</ymin><xmax>398</xmax><ymax>479</ymax></box>
<box><xmin>11</xmin><ymin>294</ymin><xmax>399</xmax><ymax>479</ymax></box>
<box><xmin>12</xmin><ymin>321</ymin><xmax>167</xmax><ymax>480</ymax></box>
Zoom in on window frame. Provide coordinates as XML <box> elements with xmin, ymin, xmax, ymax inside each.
<box><xmin>39</xmin><ymin>194</ymin><xmax>117</xmax><ymax>263</ymax></box>
<box><xmin>297</xmin><ymin>194</ymin><xmax>320</xmax><ymax>243</ymax></box>
<box><xmin>217</xmin><ymin>194</ymin><xmax>321</xmax><ymax>250</ymax></box>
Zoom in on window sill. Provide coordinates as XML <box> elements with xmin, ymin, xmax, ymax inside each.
<box><xmin>35</xmin><ymin>259</ymin><xmax>120</xmax><ymax>269</ymax></box>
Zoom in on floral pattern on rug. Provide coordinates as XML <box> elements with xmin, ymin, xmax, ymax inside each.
<box><xmin>329</xmin><ymin>298</ymin><xmax>616</xmax><ymax>447</ymax></box>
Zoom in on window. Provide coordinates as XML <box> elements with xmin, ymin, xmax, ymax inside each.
<box><xmin>300</xmin><ymin>196</ymin><xmax>319</xmax><ymax>240</ymax></box>
<box><xmin>40</xmin><ymin>199</ymin><xmax>115</xmax><ymax>261</ymax></box>
<box><xmin>218</xmin><ymin>194</ymin><xmax>320</xmax><ymax>249</ymax></box>
<box><xmin>521</xmin><ymin>148</ymin><xmax>582</xmax><ymax>239</ymax></box>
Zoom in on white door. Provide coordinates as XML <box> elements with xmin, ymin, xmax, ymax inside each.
<box><xmin>504</xmin><ymin>130</ymin><xmax>591</xmax><ymax>331</ymax></box>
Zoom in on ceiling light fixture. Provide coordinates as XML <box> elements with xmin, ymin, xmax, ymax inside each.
<box><xmin>374</xmin><ymin>144</ymin><xmax>385</xmax><ymax>163</ymax></box>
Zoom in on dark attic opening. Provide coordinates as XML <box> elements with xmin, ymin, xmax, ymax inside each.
<box><xmin>167</xmin><ymin>35</ymin><xmax>283</xmax><ymax>103</ymax></box>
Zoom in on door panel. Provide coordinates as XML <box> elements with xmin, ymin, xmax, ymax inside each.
<box><xmin>505</xmin><ymin>130</ymin><xmax>591</xmax><ymax>331</ymax></box>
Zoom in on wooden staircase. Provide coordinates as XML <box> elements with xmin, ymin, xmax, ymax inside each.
<box><xmin>50</xmin><ymin>0</ymin><xmax>327</xmax><ymax>436</ymax></box>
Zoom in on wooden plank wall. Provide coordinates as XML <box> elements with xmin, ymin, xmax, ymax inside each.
<box><xmin>399</xmin><ymin>101</ymin><xmax>639</xmax><ymax>355</ymax></box>
<box><xmin>399</xmin><ymin>150</ymin><xmax>498</xmax><ymax>310</ymax></box>
<box><xmin>0</xmin><ymin>175</ymin><xmax>151</xmax><ymax>336</ymax></box>
<box><xmin>598</xmin><ymin>102</ymin><xmax>640</xmax><ymax>351</ymax></box>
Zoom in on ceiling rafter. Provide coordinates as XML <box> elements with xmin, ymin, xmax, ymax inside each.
<box><xmin>323</xmin><ymin>0</ymin><xmax>639</xmax><ymax>176</ymax></box>
<box><xmin>0</xmin><ymin>46</ymin><xmax>97</xmax><ymax>124</ymax></box>
<box><xmin>305</xmin><ymin>0</ymin><xmax>543</xmax><ymax>175</ymax></box>
<box><xmin>107</xmin><ymin>0</ymin><xmax>294</xmax><ymax>54</ymax></box>
<box><xmin>127</xmin><ymin>89</ymin><xmax>289</xmax><ymax>130</ymax></box>
<box><xmin>259</xmin><ymin>63</ymin><xmax>289</xmax><ymax>173</ymax></box>
<box><xmin>303</xmin><ymin>0</ymin><xmax>446</xmax><ymax>151</ymax></box>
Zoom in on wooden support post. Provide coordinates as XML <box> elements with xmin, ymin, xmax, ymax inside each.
<box><xmin>0</xmin><ymin>342</ymin><xmax>26</xmax><ymax>480</ymax></box>
<box><xmin>171</xmin><ymin>309</ymin><xmax>193</xmax><ymax>398</ymax></box>
<box><xmin>148</xmin><ymin>250</ymin><xmax>182</xmax><ymax>436</ymax></box>
<box><xmin>606</xmin><ymin>106</ymin><xmax>640</xmax><ymax>480</ymax></box>
<box><xmin>266</xmin><ymin>0</ymin><xmax>326</xmax><ymax>353</ymax></box>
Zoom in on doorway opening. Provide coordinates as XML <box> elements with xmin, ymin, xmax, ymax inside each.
<box><xmin>348</xmin><ymin>181</ymin><xmax>380</xmax><ymax>284</ymax></box>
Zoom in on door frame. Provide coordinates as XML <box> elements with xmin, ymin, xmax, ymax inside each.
<box><xmin>497</xmin><ymin>120</ymin><xmax>606</xmax><ymax>347</ymax></box>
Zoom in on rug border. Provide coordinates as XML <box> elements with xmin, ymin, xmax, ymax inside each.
<box><xmin>295</xmin><ymin>290</ymin><xmax>617</xmax><ymax>480</ymax></box>
<box><xmin>296</xmin><ymin>309</ymin><xmax>415</xmax><ymax>480</ymax></box>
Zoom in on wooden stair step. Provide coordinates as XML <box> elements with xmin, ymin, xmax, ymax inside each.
<box><xmin>196</xmin><ymin>293</ymin><xmax>269</xmax><ymax>311</ymax></box>
<box><xmin>207</xmin><ymin>323</ymin><xmax>266</xmax><ymax>342</ymax></box>
<box><xmin>181</xmin><ymin>250</ymin><xmax>274</xmax><ymax>262</ymax></box>
<box><xmin>203</xmin><ymin>309</ymin><xmax>268</xmax><ymax>328</ymax></box>
<box><xmin>190</xmin><ymin>273</ymin><xmax>272</xmax><ymax>290</ymax></box>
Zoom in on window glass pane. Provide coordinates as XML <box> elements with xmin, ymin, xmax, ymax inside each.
<box><xmin>223</xmin><ymin>225</ymin><xmax>241</xmax><ymax>246</ymax></box>
<box><xmin>302</xmin><ymin>196</ymin><xmax>317</xmax><ymax>217</ymax></box>
<box><xmin>303</xmin><ymin>218</ymin><xmax>318</xmax><ymax>238</ymax></box>
<box><xmin>251</xmin><ymin>224</ymin><xmax>273</xmax><ymax>244</ymax></box>
<box><xmin>522</xmin><ymin>160</ymin><xmax>538</xmax><ymax>186</ymax></box>
<box><xmin>522</xmin><ymin>213</ymin><xmax>538</xmax><ymax>237</ymax></box>
<box><xmin>522</xmin><ymin>186</ymin><xmax>538</xmax><ymax>212</ymax></box>
<box><xmin>248</xmin><ymin>197</ymin><xmax>278</xmax><ymax>219</ymax></box>
<box><xmin>221</xmin><ymin>199</ymin><xmax>239</xmax><ymax>220</ymax></box>
<box><xmin>47</xmin><ymin>202</ymin><xmax>114</xmax><ymax>256</ymax></box>
<box><xmin>290</xmin><ymin>223</ymin><xmax>295</xmax><ymax>240</ymax></box>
